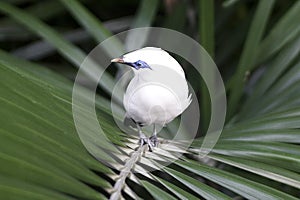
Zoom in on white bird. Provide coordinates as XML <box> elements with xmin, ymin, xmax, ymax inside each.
<box><xmin>111</xmin><ymin>47</ymin><xmax>191</xmax><ymax>151</ymax></box>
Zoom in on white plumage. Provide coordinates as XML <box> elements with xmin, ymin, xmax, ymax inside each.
<box><xmin>112</xmin><ymin>47</ymin><xmax>191</xmax><ymax>150</ymax></box>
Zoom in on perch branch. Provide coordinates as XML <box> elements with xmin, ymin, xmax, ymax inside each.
<box><xmin>110</xmin><ymin>144</ymin><xmax>146</xmax><ymax>200</ymax></box>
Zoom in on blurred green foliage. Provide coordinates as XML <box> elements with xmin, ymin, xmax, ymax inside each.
<box><xmin>0</xmin><ymin>0</ymin><xmax>300</xmax><ymax>199</ymax></box>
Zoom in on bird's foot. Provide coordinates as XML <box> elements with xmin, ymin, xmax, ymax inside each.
<box><xmin>138</xmin><ymin>135</ymin><xmax>158</xmax><ymax>152</ymax></box>
<box><xmin>138</xmin><ymin>136</ymin><xmax>148</xmax><ymax>147</ymax></box>
<box><xmin>149</xmin><ymin>135</ymin><xmax>158</xmax><ymax>148</ymax></box>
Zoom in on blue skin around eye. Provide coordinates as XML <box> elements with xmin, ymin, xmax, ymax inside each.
<box><xmin>125</xmin><ymin>60</ymin><xmax>151</xmax><ymax>70</ymax></box>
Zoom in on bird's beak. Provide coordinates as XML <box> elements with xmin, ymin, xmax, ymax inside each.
<box><xmin>111</xmin><ymin>57</ymin><xmax>124</xmax><ymax>63</ymax></box>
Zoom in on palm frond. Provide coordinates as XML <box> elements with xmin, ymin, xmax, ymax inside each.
<box><xmin>0</xmin><ymin>0</ymin><xmax>299</xmax><ymax>199</ymax></box>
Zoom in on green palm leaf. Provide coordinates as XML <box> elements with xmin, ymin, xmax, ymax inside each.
<box><xmin>0</xmin><ymin>0</ymin><xmax>299</xmax><ymax>199</ymax></box>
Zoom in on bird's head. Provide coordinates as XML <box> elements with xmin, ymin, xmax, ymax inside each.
<box><xmin>111</xmin><ymin>47</ymin><xmax>185</xmax><ymax>78</ymax></box>
<box><xmin>111</xmin><ymin>57</ymin><xmax>152</xmax><ymax>70</ymax></box>
<box><xmin>111</xmin><ymin>47</ymin><xmax>170</xmax><ymax>71</ymax></box>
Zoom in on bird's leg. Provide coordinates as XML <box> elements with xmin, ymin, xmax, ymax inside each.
<box><xmin>137</xmin><ymin>123</ymin><xmax>156</xmax><ymax>152</ymax></box>
<box><xmin>137</xmin><ymin>124</ymin><xmax>147</xmax><ymax>146</ymax></box>
<box><xmin>149</xmin><ymin>124</ymin><xmax>158</xmax><ymax>147</ymax></box>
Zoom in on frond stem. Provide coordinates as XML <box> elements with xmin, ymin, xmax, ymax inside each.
<box><xmin>110</xmin><ymin>144</ymin><xmax>146</xmax><ymax>200</ymax></box>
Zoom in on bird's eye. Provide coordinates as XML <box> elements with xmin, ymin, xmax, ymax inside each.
<box><xmin>132</xmin><ymin>60</ymin><xmax>151</xmax><ymax>70</ymax></box>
